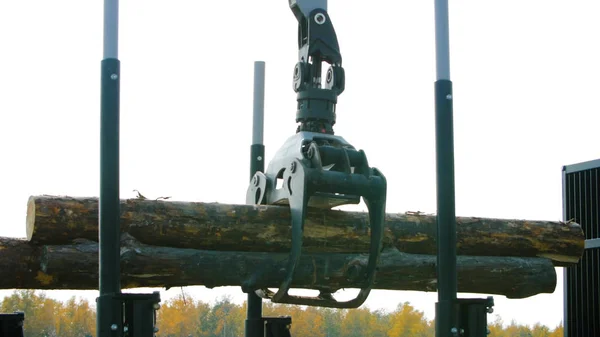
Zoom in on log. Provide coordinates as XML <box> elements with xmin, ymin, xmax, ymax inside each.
<box><xmin>0</xmin><ymin>235</ymin><xmax>556</xmax><ymax>299</ymax></box>
<box><xmin>0</xmin><ymin>237</ymin><xmax>42</xmax><ymax>288</ymax></box>
<box><xmin>27</xmin><ymin>195</ymin><xmax>584</xmax><ymax>266</ymax></box>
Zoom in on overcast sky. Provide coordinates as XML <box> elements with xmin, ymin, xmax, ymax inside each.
<box><xmin>1</xmin><ymin>0</ymin><xmax>599</xmax><ymax>330</ymax></box>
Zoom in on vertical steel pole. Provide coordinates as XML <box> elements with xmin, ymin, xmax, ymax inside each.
<box><xmin>433</xmin><ymin>0</ymin><xmax>458</xmax><ymax>336</ymax></box>
<box><xmin>245</xmin><ymin>61</ymin><xmax>266</xmax><ymax>337</ymax></box>
<box><xmin>98</xmin><ymin>0</ymin><xmax>122</xmax><ymax>336</ymax></box>
<box><xmin>250</xmin><ymin>61</ymin><xmax>265</xmax><ymax>177</ymax></box>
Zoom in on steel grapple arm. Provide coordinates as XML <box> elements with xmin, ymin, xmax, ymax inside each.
<box><xmin>245</xmin><ymin>1</ymin><xmax>387</xmax><ymax>309</ymax></box>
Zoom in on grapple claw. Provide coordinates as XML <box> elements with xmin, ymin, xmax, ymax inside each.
<box><xmin>246</xmin><ymin>132</ymin><xmax>387</xmax><ymax>308</ymax></box>
<box><xmin>244</xmin><ymin>1</ymin><xmax>386</xmax><ymax>309</ymax></box>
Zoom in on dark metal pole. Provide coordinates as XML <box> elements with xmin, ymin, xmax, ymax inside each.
<box><xmin>246</xmin><ymin>61</ymin><xmax>266</xmax><ymax>337</ymax></box>
<box><xmin>98</xmin><ymin>0</ymin><xmax>122</xmax><ymax>335</ymax></box>
<box><xmin>433</xmin><ymin>0</ymin><xmax>458</xmax><ymax>336</ymax></box>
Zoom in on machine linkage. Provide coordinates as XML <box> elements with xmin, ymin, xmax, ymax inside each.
<box><xmin>245</xmin><ymin>0</ymin><xmax>387</xmax><ymax>310</ymax></box>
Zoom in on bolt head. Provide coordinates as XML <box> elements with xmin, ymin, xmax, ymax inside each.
<box><xmin>487</xmin><ymin>307</ymin><xmax>494</xmax><ymax>314</ymax></box>
<box><xmin>307</xmin><ymin>147</ymin><xmax>315</xmax><ymax>159</ymax></box>
<box><xmin>450</xmin><ymin>327</ymin><xmax>458</xmax><ymax>334</ymax></box>
<box><xmin>252</xmin><ymin>175</ymin><xmax>260</xmax><ymax>186</ymax></box>
<box><xmin>446</xmin><ymin>94</ymin><xmax>452</xmax><ymax>100</ymax></box>
<box><xmin>326</xmin><ymin>69</ymin><xmax>333</xmax><ymax>83</ymax></box>
<box><xmin>110</xmin><ymin>324</ymin><xmax>118</xmax><ymax>331</ymax></box>
<box><xmin>110</xmin><ymin>74</ymin><xmax>118</xmax><ymax>80</ymax></box>
<box><xmin>314</xmin><ymin>13</ymin><xmax>326</xmax><ymax>25</ymax></box>
<box><xmin>290</xmin><ymin>161</ymin><xmax>297</xmax><ymax>173</ymax></box>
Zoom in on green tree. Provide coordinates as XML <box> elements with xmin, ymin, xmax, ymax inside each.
<box><xmin>340</xmin><ymin>307</ymin><xmax>372</xmax><ymax>337</ymax></box>
<box><xmin>320</xmin><ymin>307</ymin><xmax>343</xmax><ymax>337</ymax></box>
<box><xmin>209</xmin><ymin>295</ymin><xmax>243</xmax><ymax>337</ymax></box>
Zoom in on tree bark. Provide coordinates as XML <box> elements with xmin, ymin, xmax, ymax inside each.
<box><xmin>0</xmin><ymin>237</ymin><xmax>42</xmax><ymax>289</ymax></box>
<box><xmin>27</xmin><ymin>195</ymin><xmax>584</xmax><ymax>266</ymax></box>
<box><xmin>0</xmin><ymin>235</ymin><xmax>556</xmax><ymax>299</ymax></box>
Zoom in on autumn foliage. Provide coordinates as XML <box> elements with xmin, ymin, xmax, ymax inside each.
<box><xmin>0</xmin><ymin>290</ymin><xmax>95</xmax><ymax>337</ymax></box>
<box><xmin>0</xmin><ymin>290</ymin><xmax>563</xmax><ymax>337</ymax></box>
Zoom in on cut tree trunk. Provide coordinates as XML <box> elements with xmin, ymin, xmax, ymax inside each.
<box><xmin>0</xmin><ymin>237</ymin><xmax>41</xmax><ymax>289</ymax></box>
<box><xmin>27</xmin><ymin>196</ymin><xmax>584</xmax><ymax>266</ymax></box>
<box><xmin>0</xmin><ymin>235</ymin><xmax>556</xmax><ymax>299</ymax></box>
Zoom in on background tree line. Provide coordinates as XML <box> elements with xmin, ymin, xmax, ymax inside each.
<box><xmin>0</xmin><ymin>290</ymin><xmax>563</xmax><ymax>337</ymax></box>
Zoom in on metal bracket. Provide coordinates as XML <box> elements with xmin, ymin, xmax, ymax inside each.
<box><xmin>264</xmin><ymin>316</ymin><xmax>292</xmax><ymax>337</ymax></box>
<box><xmin>438</xmin><ymin>296</ymin><xmax>495</xmax><ymax>337</ymax></box>
<box><xmin>97</xmin><ymin>291</ymin><xmax>161</xmax><ymax>337</ymax></box>
<box><xmin>0</xmin><ymin>312</ymin><xmax>24</xmax><ymax>337</ymax></box>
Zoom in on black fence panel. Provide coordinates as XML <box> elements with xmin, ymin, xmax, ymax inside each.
<box><xmin>563</xmin><ymin>159</ymin><xmax>600</xmax><ymax>337</ymax></box>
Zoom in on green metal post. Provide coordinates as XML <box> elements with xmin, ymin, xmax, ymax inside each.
<box><xmin>98</xmin><ymin>0</ymin><xmax>123</xmax><ymax>335</ymax></box>
<box><xmin>246</xmin><ymin>61</ymin><xmax>266</xmax><ymax>337</ymax></box>
<box><xmin>433</xmin><ymin>0</ymin><xmax>458</xmax><ymax>336</ymax></box>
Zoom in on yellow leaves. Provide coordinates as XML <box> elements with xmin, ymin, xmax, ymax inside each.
<box><xmin>288</xmin><ymin>306</ymin><xmax>326</xmax><ymax>337</ymax></box>
<box><xmin>59</xmin><ymin>297</ymin><xmax>97</xmax><ymax>337</ymax></box>
<box><xmin>486</xmin><ymin>317</ymin><xmax>563</xmax><ymax>337</ymax></box>
<box><xmin>548</xmin><ymin>322</ymin><xmax>564</xmax><ymax>337</ymax></box>
<box><xmin>35</xmin><ymin>271</ymin><xmax>54</xmax><ymax>285</ymax></box>
<box><xmin>387</xmin><ymin>302</ymin><xmax>430</xmax><ymax>337</ymax></box>
<box><xmin>0</xmin><ymin>290</ymin><xmax>564</xmax><ymax>337</ymax></box>
<box><xmin>340</xmin><ymin>307</ymin><xmax>373</xmax><ymax>337</ymax></box>
<box><xmin>157</xmin><ymin>293</ymin><xmax>206</xmax><ymax>336</ymax></box>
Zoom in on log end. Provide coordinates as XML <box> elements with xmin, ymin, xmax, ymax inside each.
<box><xmin>26</xmin><ymin>196</ymin><xmax>37</xmax><ymax>241</ymax></box>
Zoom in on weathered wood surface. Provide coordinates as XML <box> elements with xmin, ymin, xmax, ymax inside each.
<box><xmin>0</xmin><ymin>235</ymin><xmax>556</xmax><ymax>299</ymax></box>
<box><xmin>27</xmin><ymin>195</ymin><xmax>584</xmax><ymax>265</ymax></box>
<box><xmin>0</xmin><ymin>237</ymin><xmax>42</xmax><ymax>289</ymax></box>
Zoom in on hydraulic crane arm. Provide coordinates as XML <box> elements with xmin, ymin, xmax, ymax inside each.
<box><xmin>245</xmin><ymin>1</ymin><xmax>386</xmax><ymax>309</ymax></box>
<box><xmin>290</xmin><ymin>0</ymin><xmax>341</xmax><ymax>65</ymax></box>
<box><xmin>288</xmin><ymin>0</ymin><xmax>344</xmax><ymax>134</ymax></box>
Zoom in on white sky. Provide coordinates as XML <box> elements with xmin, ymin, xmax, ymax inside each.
<box><xmin>1</xmin><ymin>0</ymin><xmax>599</xmax><ymax>330</ymax></box>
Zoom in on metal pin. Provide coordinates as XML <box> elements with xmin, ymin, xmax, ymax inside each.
<box><xmin>314</xmin><ymin>13</ymin><xmax>326</xmax><ymax>24</ymax></box>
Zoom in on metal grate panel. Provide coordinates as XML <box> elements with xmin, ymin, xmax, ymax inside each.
<box><xmin>563</xmin><ymin>159</ymin><xmax>600</xmax><ymax>337</ymax></box>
